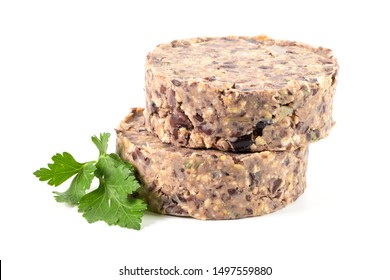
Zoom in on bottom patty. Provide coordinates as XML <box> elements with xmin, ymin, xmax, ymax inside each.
<box><xmin>116</xmin><ymin>108</ymin><xmax>308</xmax><ymax>220</ymax></box>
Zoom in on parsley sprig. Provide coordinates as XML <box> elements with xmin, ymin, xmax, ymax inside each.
<box><xmin>33</xmin><ymin>133</ymin><xmax>147</xmax><ymax>230</ymax></box>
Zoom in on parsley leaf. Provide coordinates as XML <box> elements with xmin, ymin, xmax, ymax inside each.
<box><xmin>79</xmin><ymin>154</ymin><xmax>146</xmax><ymax>230</ymax></box>
<box><xmin>53</xmin><ymin>162</ymin><xmax>96</xmax><ymax>205</ymax></box>
<box><xmin>33</xmin><ymin>133</ymin><xmax>146</xmax><ymax>230</ymax></box>
<box><xmin>33</xmin><ymin>152</ymin><xmax>85</xmax><ymax>186</ymax></box>
<box><xmin>91</xmin><ymin>133</ymin><xmax>110</xmax><ymax>157</ymax></box>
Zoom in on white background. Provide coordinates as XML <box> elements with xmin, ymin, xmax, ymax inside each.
<box><xmin>1</xmin><ymin>1</ymin><xmax>389</xmax><ymax>279</ymax></box>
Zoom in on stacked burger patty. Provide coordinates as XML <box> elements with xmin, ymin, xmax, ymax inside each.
<box><xmin>116</xmin><ymin>36</ymin><xmax>338</xmax><ymax>220</ymax></box>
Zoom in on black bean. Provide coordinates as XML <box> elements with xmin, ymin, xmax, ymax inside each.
<box><xmin>194</xmin><ymin>113</ymin><xmax>204</xmax><ymax>122</ymax></box>
<box><xmin>171</xmin><ymin>79</ymin><xmax>181</xmax><ymax>86</ymax></box>
<box><xmin>245</xmin><ymin>195</ymin><xmax>252</xmax><ymax>202</ymax></box>
<box><xmin>258</xmin><ymin>65</ymin><xmax>272</xmax><ymax>69</ymax></box>
<box><xmin>177</xmin><ymin>194</ymin><xmax>187</xmax><ymax>202</ymax></box>
<box><xmin>148</xmin><ymin>181</ymin><xmax>157</xmax><ymax>191</ymax></box>
<box><xmin>331</xmin><ymin>71</ymin><xmax>337</xmax><ymax>86</ymax></box>
<box><xmin>166</xmin><ymin>205</ymin><xmax>185</xmax><ymax>215</ymax></box>
<box><xmin>228</xmin><ymin>188</ymin><xmax>237</xmax><ymax>195</ymax></box>
<box><xmin>246</xmin><ymin>208</ymin><xmax>253</xmax><ymax>215</ymax></box>
<box><xmin>190</xmin><ymin>81</ymin><xmax>198</xmax><ymax>87</ymax></box>
<box><xmin>160</xmin><ymin>85</ymin><xmax>167</xmax><ymax>94</ymax></box>
<box><xmin>272</xmin><ymin>178</ymin><xmax>283</xmax><ymax>193</ymax></box>
<box><xmin>230</xmin><ymin>134</ymin><xmax>254</xmax><ymax>152</ymax></box>
<box><xmin>169</xmin><ymin>109</ymin><xmax>193</xmax><ymax>130</ymax></box>
<box><xmin>300</xmin><ymin>85</ymin><xmax>309</xmax><ymax>92</ymax></box>
<box><xmin>254</xmin><ymin>119</ymin><xmax>272</xmax><ymax>137</ymax></box>
<box><xmin>150</xmin><ymin>101</ymin><xmax>158</xmax><ymax>114</ymax></box>
<box><xmin>286</xmin><ymin>50</ymin><xmax>297</xmax><ymax>54</ymax></box>
<box><xmin>204</xmin><ymin>76</ymin><xmax>216</xmax><ymax>82</ymax></box>
<box><xmin>174</xmin><ymin>208</ymin><xmax>187</xmax><ymax>215</ymax></box>
<box><xmin>199</xmin><ymin>126</ymin><xmax>213</xmax><ymax>135</ymax></box>
<box><xmin>249</xmin><ymin>173</ymin><xmax>256</xmax><ymax>187</ymax></box>
<box><xmin>219</xmin><ymin>64</ymin><xmax>237</xmax><ymax>69</ymax></box>
<box><xmin>132</xmin><ymin>147</ymin><xmax>144</xmax><ymax>161</ymax></box>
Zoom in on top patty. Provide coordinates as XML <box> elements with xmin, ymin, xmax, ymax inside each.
<box><xmin>145</xmin><ymin>36</ymin><xmax>338</xmax><ymax>152</ymax></box>
<box><xmin>148</xmin><ymin>35</ymin><xmax>337</xmax><ymax>92</ymax></box>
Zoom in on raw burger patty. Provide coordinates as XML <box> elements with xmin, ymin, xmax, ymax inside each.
<box><xmin>116</xmin><ymin>108</ymin><xmax>308</xmax><ymax>220</ymax></box>
<box><xmin>145</xmin><ymin>35</ymin><xmax>338</xmax><ymax>152</ymax></box>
